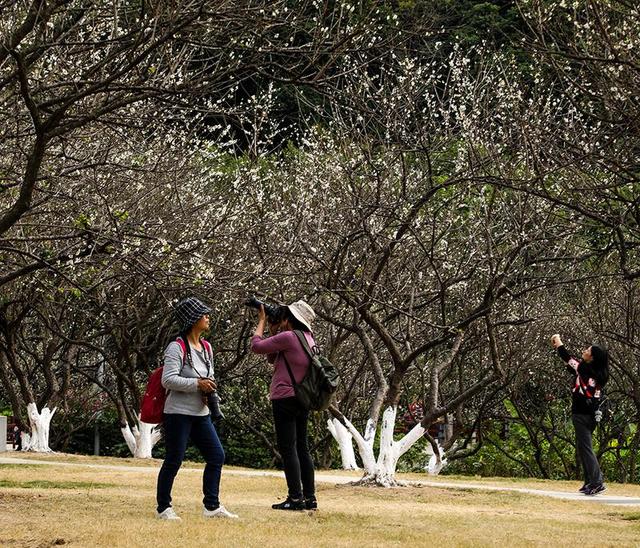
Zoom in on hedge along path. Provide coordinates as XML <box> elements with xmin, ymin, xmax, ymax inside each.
<box><xmin>3</xmin><ymin>455</ymin><xmax>640</xmax><ymax>507</ymax></box>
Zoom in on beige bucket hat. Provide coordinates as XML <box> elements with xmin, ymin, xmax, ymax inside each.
<box><xmin>287</xmin><ymin>300</ymin><xmax>315</xmax><ymax>332</ymax></box>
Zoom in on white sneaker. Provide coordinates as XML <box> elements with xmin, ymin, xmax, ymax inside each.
<box><xmin>203</xmin><ymin>504</ymin><xmax>239</xmax><ymax>519</ymax></box>
<box><xmin>157</xmin><ymin>507</ymin><xmax>181</xmax><ymax>520</ymax></box>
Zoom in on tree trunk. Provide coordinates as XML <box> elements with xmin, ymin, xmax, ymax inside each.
<box><xmin>25</xmin><ymin>402</ymin><xmax>55</xmax><ymax>452</ymax></box>
<box><xmin>374</xmin><ymin>406</ymin><xmax>401</xmax><ymax>486</ymax></box>
<box><xmin>332</xmin><ymin>406</ymin><xmax>430</xmax><ymax>486</ymax></box>
<box><xmin>330</xmin><ymin>413</ymin><xmax>377</xmax><ymax>476</ymax></box>
<box><xmin>327</xmin><ymin>418</ymin><xmax>359</xmax><ymax>470</ymax></box>
<box><xmin>121</xmin><ymin>418</ymin><xmax>162</xmax><ymax>458</ymax></box>
<box><xmin>426</xmin><ymin>442</ymin><xmax>448</xmax><ymax>475</ymax></box>
<box><xmin>628</xmin><ymin>424</ymin><xmax>640</xmax><ymax>483</ymax></box>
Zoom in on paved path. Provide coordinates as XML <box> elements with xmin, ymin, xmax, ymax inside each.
<box><xmin>2</xmin><ymin>455</ymin><xmax>640</xmax><ymax>506</ymax></box>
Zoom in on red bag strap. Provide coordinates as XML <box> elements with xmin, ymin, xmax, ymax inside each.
<box><xmin>176</xmin><ymin>337</ymin><xmax>187</xmax><ymax>356</ymax></box>
<box><xmin>176</xmin><ymin>337</ymin><xmax>212</xmax><ymax>357</ymax></box>
<box><xmin>176</xmin><ymin>337</ymin><xmax>213</xmax><ymax>377</ymax></box>
<box><xmin>202</xmin><ymin>339</ymin><xmax>213</xmax><ymax>360</ymax></box>
<box><xmin>175</xmin><ymin>337</ymin><xmax>187</xmax><ymax>374</ymax></box>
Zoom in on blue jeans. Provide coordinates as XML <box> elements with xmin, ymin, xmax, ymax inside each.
<box><xmin>156</xmin><ymin>414</ymin><xmax>225</xmax><ymax>513</ymax></box>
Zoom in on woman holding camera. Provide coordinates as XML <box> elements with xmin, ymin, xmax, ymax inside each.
<box><xmin>156</xmin><ymin>297</ymin><xmax>238</xmax><ymax>520</ymax></box>
<box><xmin>551</xmin><ymin>334</ymin><xmax>609</xmax><ymax>496</ymax></box>
<box><xmin>251</xmin><ymin>300</ymin><xmax>317</xmax><ymax>511</ymax></box>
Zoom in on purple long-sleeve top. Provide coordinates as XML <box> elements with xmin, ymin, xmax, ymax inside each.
<box><xmin>251</xmin><ymin>330</ymin><xmax>315</xmax><ymax>400</ymax></box>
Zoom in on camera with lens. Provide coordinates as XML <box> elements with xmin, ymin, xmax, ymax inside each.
<box><xmin>207</xmin><ymin>389</ymin><xmax>224</xmax><ymax>421</ymax></box>
<box><xmin>244</xmin><ymin>295</ymin><xmax>287</xmax><ymax>324</ymax></box>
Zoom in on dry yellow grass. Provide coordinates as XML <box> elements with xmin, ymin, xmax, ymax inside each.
<box><xmin>1</xmin><ymin>454</ymin><xmax>640</xmax><ymax>547</ymax></box>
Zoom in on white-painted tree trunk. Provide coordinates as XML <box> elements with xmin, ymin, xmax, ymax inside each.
<box><xmin>375</xmin><ymin>407</ymin><xmax>428</xmax><ymax>486</ymax></box>
<box><xmin>374</xmin><ymin>406</ymin><xmax>400</xmax><ymax>486</ymax></box>
<box><xmin>122</xmin><ymin>417</ymin><xmax>162</xmax><ymax>458</ymax></box>
<box><xmin>327</xmin><ymin>418</ymin><xmax>359</xmax><ymax>470</ymax></box>
<box><xmin>422</xmin><ymin>417</ymin><xmax>456</xmax><ymax>475</ymax></box>
<box><xmin>332</xmin><ymin>415</ymin><xmax>377</xmax><ymax>475</ymax></box>
<box><xmin>425</xmin><ymin>440</ymin><xmax>448</xmax><ymax>475</ymax></box>
<box><xmin>24</xmin><ymin>402</ymin><xmax>56</xmax><ymax>452</ymax></box>
<box><xmin>328</xmin><ymin>406</ymin><xmax>429</xmax><ymax>486</ymax></box>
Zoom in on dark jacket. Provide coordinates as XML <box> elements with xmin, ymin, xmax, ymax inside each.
<box><xmin>557</xmin><ymin>345</ymin><xmax>603</xmax><ymax>415</ymax></box>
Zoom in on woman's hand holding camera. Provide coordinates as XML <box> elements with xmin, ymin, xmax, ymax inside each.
<box><xmin>550</xmin><ymin>334</ymin><xmax>563</xmax><ymax>349</ymax></box>
<box><xmin>198</xmin><ymin>378</ymin><xmax>217</xmax><ymax>394</ymax></box>
<box><xmin>197</xmin><ymin>378</ymin><xmax>224</xmax><ymax>420</ymax></box>
<box><xmin>253</xmin><ymin>304</ymin><xmax>267</xmax><ymax>338</ymax></box>
<box><xmin>257</xmin><ymin>304</ymin><xmax>266</xmax><ymax>323</ymax></box>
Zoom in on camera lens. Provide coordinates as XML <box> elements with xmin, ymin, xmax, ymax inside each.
<box><xmin>207</xmin><ymin>391</ymin><xmax>224</xmax><ymax>421</ymax></box>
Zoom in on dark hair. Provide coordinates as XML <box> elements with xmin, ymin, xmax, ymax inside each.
<box><xmin>286</xmin><ymin>308</ymin><xmax>311</xmax><ymax>333</ymax></box>
<box><xmin>591</xmin><ymin>345</ymin><xmax>609</xmax><ymax>387</ymax></box>
<box><xmin>178</xmin><ymin>325</ymin><xmax>194</xmax><ymax>342</ymax></box>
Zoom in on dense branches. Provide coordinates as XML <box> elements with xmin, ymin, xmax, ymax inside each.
<box><xmin>0</xmin><ymin>1</ymin><xmax>637</xmax><ymax>477</ymax></box>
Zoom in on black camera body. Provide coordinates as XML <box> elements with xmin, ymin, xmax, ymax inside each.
<box><xmin>244</xmin><ymin>295</ymin><xmax>287</xmax><ymax>324</ymax></box>
<box><xmin>207</xmin><ymin>390</ymin><xmax>224</xmax><ymax>421</ymax></box>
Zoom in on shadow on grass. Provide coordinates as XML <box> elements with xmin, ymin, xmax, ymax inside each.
<box><xmin>0</xmin><ymin>463</ymin><xmax>45</xmax><ymax>469</ymax></box>
<box><xmin>0</xmin><ymin>480</ymin><xmax>116</xmax><ymax>489</ymax></box>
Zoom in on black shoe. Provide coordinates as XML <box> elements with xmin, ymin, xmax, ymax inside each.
<box><xmin>272</xmin><ymin>497</ymin><xmax>305</xmax><ymax>511</ymax></box>
<box><xmin>586</xmin><ymin>483</ymin><xmax>606</xmax><ymax>496</ymax></box>
<box><xmin>579</xmin><ymin>483</ymin><xmax>590</xmax><ymax>494</ymax></box>
<box><xmin>305</xmin><ymin>497</ymin><xmax>317</xmax><ymax>510</ymax></box>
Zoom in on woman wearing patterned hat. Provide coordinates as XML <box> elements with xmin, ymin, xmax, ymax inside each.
<box><xmin>156</xmin><ymin>297</ymin><xmax>238</xmax><ymax>520</ymax></box>
<box><xmin>250</xmin><ymin>299</ymin><xmax>318</xmax><ymax>511</ymax></box>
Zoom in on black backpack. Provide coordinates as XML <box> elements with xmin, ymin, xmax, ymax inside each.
<box><xmin>282</xmin><ymin>330</ymin><xmax>340</xmax><ymax>411</ymax></box>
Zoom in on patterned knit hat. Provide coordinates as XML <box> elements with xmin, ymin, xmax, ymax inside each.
<box><xmin>174</xmin><ymin>297</ymin><xmax>212</xmax><ymax>332</ymax></box>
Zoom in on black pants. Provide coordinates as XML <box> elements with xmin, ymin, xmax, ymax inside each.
<box><xmin>156</xmin><ymin>414</ymin><xmax>225</xmax><ymax>513</ymax></box>
<box><xmin>272</xmin><ymin>397</ymin><xmax>315</xmax><ymax>499</ymax></box>
<box><xmin>572</xmin><ymin>413</ymin><xmax>603</xmax><ymax>486</ymax></box>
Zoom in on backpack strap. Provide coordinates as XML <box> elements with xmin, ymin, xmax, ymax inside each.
<box><xmin>281</xmin><ymin>352</ymin><xmax>297</xmax><ymax>388</ymax></box>
<box><xmin>202</xmin><ymin>339</ymin><xmax>214</xmax><ymax>377</ymax></box>
<box><xmin>202</xmin><ymin>339</ymin><xmax>212</xmax><ymax>359</ymax></box>
<box><xmin>283</xmin><ymin>331</ymin><xmax>316</xmax><ymax>388</ymax></box>
<box><xmin>176</xmin><ymin>337</ymin><xmax>212</xmax><ymax>378</ymax></box>
<box><xmin>175</xmin><ymin>337</ymin><xmax>187</xmax><ymax>374</ymax></box>
<box><xmin>292</xmin><ymin>330</ymin><xmax>317</xmax><ymax>358</ymax></box>
<box><xmin>176</xmin><ymin>337</ymin><xmax>187</xmax><ymax>357</ymax></box>
<box><xmin>281</xmin><ymin>331</ymin><xmax>317</xmax><ymax>388</ymax></box>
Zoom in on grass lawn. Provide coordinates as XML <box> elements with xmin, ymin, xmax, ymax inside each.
<box><xmin>1</xmin><ymin>454</ymin><xmax>640</xmax><ymax>547</ymax></box>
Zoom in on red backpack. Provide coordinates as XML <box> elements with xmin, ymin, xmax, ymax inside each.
<box><xmin>140</xmin><ymin>338</ymin><xmax>213</xmax><ymax>424</ymax></box>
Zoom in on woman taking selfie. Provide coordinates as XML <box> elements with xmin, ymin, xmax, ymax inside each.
<box><xmin>156</xmin><ymin>297</ymin><xmax>237</xmax><ymax>520</ymax></box>
<box><xmin>251</xmin><ymin>300</ymin><xmax>318</xmax><ymax>511</ymax></box>
<box><xmin>551</xmin><ymin>333</ymin><xmax>609</xmax><ymax>496</ymax></box>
